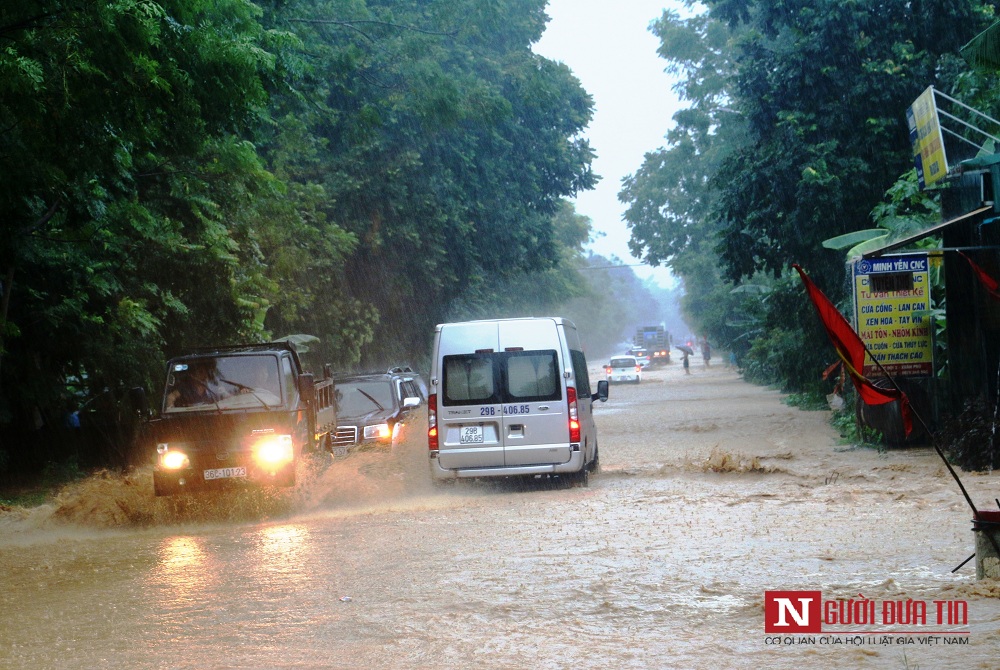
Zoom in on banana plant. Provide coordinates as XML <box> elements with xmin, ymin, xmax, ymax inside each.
<box><xmin>821</xmin><ymin>228</ymin><xmax>890</xmax><ymax>258</ymax></box>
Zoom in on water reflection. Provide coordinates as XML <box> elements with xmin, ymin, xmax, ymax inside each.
<box><xmin>251</xmin><ymin>523</ymin><xmax>310</xmax><ymax>585</ymax></box>
<box><xmin>152</xmin><ymin>535</ymin><xmax>218</xmax><ymax>607</ymax></box>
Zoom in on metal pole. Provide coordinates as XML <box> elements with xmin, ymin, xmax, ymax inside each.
<box><xmin>860</xmin><ymin>338</ymin><xmax>1000</xmax><ymax>562</ymax></box>
<box><xmin>863</xmin><ymin>340</ymin><xmax>978</xmax><ymax>514</ymax></box>
<box><xmin>952</xmin><ymin>553</ymin><xmax>975</xmax><ymax>573</ymax></box>
<box><xmin>934</xmin><ymin>87</ymin><xmax>1000</xmax><ymax>132</ymax></box>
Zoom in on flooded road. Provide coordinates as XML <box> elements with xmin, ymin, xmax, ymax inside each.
<box><xmin>2</xmin><ymin>362</ymin><xmax>999</xmax><ymax>669</ymax></box>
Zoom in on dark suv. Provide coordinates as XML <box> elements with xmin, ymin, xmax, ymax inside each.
<box><xmin>330</xmin><ymin>367</ymin><xmax>425</xmax><ymax>452</ymax></box>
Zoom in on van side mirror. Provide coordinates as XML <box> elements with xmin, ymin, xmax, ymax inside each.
<box><xmin>403</xmin><ymin>396</ymin><xmax>420</xmax><ymax>409</ymax></box>
<box><xmin>593</xmin><ymin>380</ymin><xmax>609</xmax><ymax>402</ymax></box>
<box><xmin>298</xmin><ymin>373</ymin><xmax>316</xmax><ymax>404</ymax></box>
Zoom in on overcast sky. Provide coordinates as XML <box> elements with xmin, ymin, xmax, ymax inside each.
<box><xmin>533</xmin><ymin>1</ymin><xmax>687</xmax><ymax>289</ymax></box>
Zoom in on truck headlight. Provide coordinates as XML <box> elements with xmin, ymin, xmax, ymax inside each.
<box><xmin>364</xmin><ymin>423</ymin><xmax>391</xmax><ymax>441</ymax></box>
<box><xmin>159</xmin><ymin>449</ymin><xmax>190</xmax><ymax>470</ymax></box>
<box><xmin>252</xmin><ymin>434</ymin><xmax>294</xmax><ymax>466</ymax></box>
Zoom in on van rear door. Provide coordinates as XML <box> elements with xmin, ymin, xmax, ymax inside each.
<box><xmin>499</xmin><ymin>349</ymin><xmax>570</xmax><ymax>466</ymax></box>
<box><xmin>498</xmin><ymin>320</ymin><xmax>571</xmax><ymax>467</ymax></box>
<box><xmin>436</xmin><ymin>323</ymin><xmax>504</xmax><ymax>470</ymax></box>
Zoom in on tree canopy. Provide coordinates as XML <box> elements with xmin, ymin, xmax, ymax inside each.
<box><xmin>620</xmin><ymin>0</ymin><xmax>997</xmax><ymax>390</ymax></box>
<box><xmin>0</xmin><ymin>0</ymin><xmax>621</xmax><ymax>471</ymax></box>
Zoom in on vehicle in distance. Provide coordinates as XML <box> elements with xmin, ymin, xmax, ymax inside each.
<box><xmin>629</xmin><ymin>347</ymin><xmax>652</xmax><ymax>368</ymax></box>
<box><xmin>428</xmin><ymin>317</ymin><xmax>609</xmax><ymax>486</ymax></box>
<box><xmin>331</xmin><ymin>367</ymin><xmax>424</xmax><ymax>451</ymax></box>
<box><xmin>635</xmin><ymin>325</ymin><xmax>671</xmax><ymax>365</ymax></box>
<box><xmin>147</xmin><ymin>341</ymin><xmax>337</xmax><ymax>496</ymax></box>
<box><xmin>606</xmin><ymin>355</ymin><xmax>641</xmax><ymax>384</ymax></box>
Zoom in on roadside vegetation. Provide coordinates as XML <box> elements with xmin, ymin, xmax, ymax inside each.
<box><xmin>0</xmin><ymin>458</ymin><xmax>87</xmax><ymax>508</ymax></box>
<box><xmin>622</xmin><ymin>0</ymin><xmax>990</xmax><ymax>381</ymax></box>
<box><xmin>620</xmin><ymin>0</ymin><xmax>1000</xmax><ymax>463</ymax></box>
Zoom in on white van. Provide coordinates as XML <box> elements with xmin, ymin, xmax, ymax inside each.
<box><xmin>427</xmin><ymin>317</ymin><xmax>609</xmax><ymax>485</ymax></box>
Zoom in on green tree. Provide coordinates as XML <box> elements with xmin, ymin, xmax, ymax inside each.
<box><xmin>621</xmin><ymin>6</ymin><xmax>743</xmax><ymax>272</ymax></box>
<box><xmin>622</xmin><ymin>0</ymin><xmax>994</xmax><ymax>393</ymax></box>
<box><xmin>0</xmin><ymin>0</ymin><xmax>286</xmax><ymax>463</ymax></box>
<box><xmin>0</xmin><ymin>0</ymin><xmax>600</xmax><ymax>473</ymax></box>
<box><xmin>710</xmin><ymin>0</ymin><xmax>990</xmax><ymax>288</ymax></box>
<box><xmin>259</xmin><ymin>0</ymin><xmax>596</xmax><ymax>367</ymax></box>
<box><xmin>619</xmin><ymin>5</ymin><xmax>747</xmax><ymax>355</ymax></box>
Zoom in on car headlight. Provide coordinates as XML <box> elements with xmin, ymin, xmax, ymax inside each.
<box><xmin>364</xmin><ymin>423</ymin><xmax>391</xmax><ymax>441</ymax></box>
<box><xmin>253</xmin><ymin>434</ymin><xmax>294</xmax><ymax>466</ymax></box>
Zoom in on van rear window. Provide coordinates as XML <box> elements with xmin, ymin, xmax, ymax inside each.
<box><xmin>505</xmin><ymin>351</ymin><xmax>560</xmax><ymax>402</ymax></box>
<box><xmin>443</xmin><ymin>355</ymin><xmax>497</xmax><ymax>405</ymax></box>
<box><xmin>442</xmin><ymin>350</ymin><xmax>561</xmax><ymax>406</ymax></box>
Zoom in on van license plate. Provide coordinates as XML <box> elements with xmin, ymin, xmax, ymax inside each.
<box><xmin>459</xmin><ymin>426</ymin><xmax>484</xmax><ymax>444</ymax></box>
<box><xmin>204</xmin><ymin>467</ymin><xmax>248</xmax><ymax>480</ymax></box>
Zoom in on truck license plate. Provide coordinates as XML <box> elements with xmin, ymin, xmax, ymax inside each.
<box><xmin>204</xmin><ymin>467</ymin><xmax>248</xmax><ymax>481</ymax></box>
<box><xmin>459</xmin><ymin>426</ymin><xmax>484</xmax><ymax>444</ymax></box>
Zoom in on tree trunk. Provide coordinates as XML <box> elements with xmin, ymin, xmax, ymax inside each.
<box><xmin>0</xmin><ymin>265</ymin><xmax>14</xmax><ymax>383</ymax></box>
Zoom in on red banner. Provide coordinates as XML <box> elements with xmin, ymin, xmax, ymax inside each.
<box><xmin>793</xmin><ymin>264</ymin><xmax>912</xmax><ymax>436</ymax></box>
<box><xmin>959</xmin><ymin>252</ymin><xmax>1000</xmax><ymax>301</ymax></box>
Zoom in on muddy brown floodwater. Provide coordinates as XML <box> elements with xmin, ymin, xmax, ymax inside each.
<box><xmin>2</xmin><ymin>362</ymin><xmax>999</xmax><ymax>669</ymax></box>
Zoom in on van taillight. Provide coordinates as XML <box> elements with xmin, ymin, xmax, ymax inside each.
<box><xmin>428</xmin><ymin>393</ymin><xmax>438</xmax><ymax>449</ymax></box>
<box><xmin>636</xmin><ymin>365</ymin><xmax>641</xmax><ymax>372</ymax></box>
<box><xmin>567</xmin><ymin>386</ymin><xmax>580</xmax><ymax>443</ymax></box>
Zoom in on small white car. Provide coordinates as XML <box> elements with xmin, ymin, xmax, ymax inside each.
<box><xmin>606</xmin><ymin>356</ymin><xmax>641</xmax><ymax>384</ymax></box>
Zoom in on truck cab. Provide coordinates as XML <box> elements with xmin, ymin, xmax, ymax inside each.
<box><xmin>149</xmin><ymin>342</ymin><xmax>336</xmax><ymax>496</ymax></box>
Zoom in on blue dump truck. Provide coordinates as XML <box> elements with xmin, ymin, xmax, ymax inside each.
<box><xmin>634</xmin><ymin>326</ymin><xmax>671</xmax><ymax>365</ymax></box>
<box><xmin>144</xmin><ymin>341</ymin><xmax>337</xmax><ymax>496</ymax></box>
